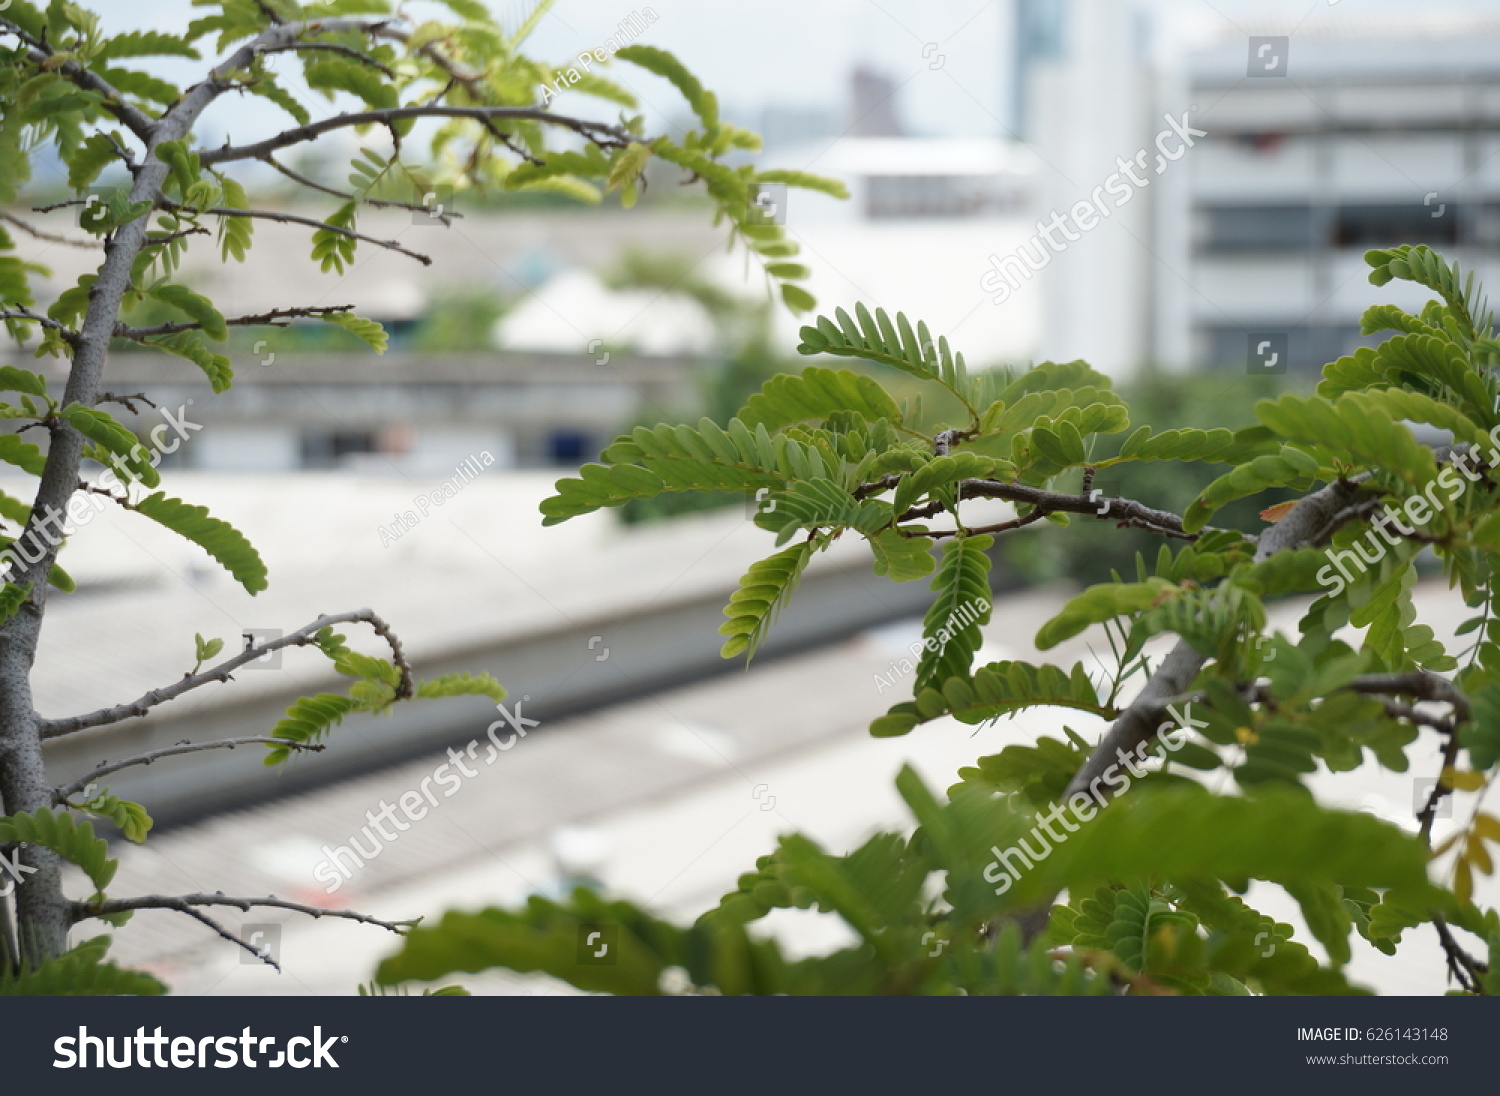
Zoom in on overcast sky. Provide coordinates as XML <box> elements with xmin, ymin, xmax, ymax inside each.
<box><xmin>91</xmin><ymin>0</ymin><xmax>1500</xmax><ymax>143</ymax></box>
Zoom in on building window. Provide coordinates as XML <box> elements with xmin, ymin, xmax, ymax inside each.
<box><xmin>300</xmin><ymin>429</ymin><xmax>377</xmax><ymax>469</ymax></box>
<box><xmin>1333</xmin><ymin>204</ymin><xmax>1459</xmax><ymax>249</ymax></box>
<box><xmin>547</xmin><ymin>428</ymin><xmax>593</xmax><ymax>466</ymax></box>
<box><xmin>1201</xmin><ymin>324</ymin><xmax>1374</xmax><ymax>373</ymax></box>
<box><xmin>1198</xmin><ymin>205</ymin><xmax>1316</xmax><ymax>251</ymax></box>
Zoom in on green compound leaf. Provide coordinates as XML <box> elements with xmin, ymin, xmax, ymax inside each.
<box><xmin>264</xmin><ymin>694</ymin><xmax>361</xmax><ymax>765</ymax></box>
<box><xmin>59</xmin><ymin>404</ymin><xmax>160</xmax><ymax>487</ymax></box>
<box><xmin>720</xmin><ymin>542</ymin><xmax>814</xmax><ymax>661</ymax></box>
<box><xmin>0</xmin><ymin>936</ymin><xmax>165</xmax><ymax>997</ymax></box>
<box><xmin>130</xmin><ymin>493</ymin><xmax>268</xmax><ymax>594</ymax></box>
<box><xmin>415</xmin><ymin>672</ymin><xmax>507</xmax><ymax>703</ymax></box>
<box><xmin>320</xmin><ymin>311</ymin><xmax>388</xmax><ymax>353</ymax></box>
<box><xmin>143</xmin><ymin>330</ymin><xmax>234</xmax><ymax>393</ymax></box>
<box><xmin>0</xmin><ymin>807</ymin><xmax>116</xmax><ymax>898</ymax></box>
<box><xmin>738</xmin><ymin>367</ymin><xmax>903</xmax><ymax>431</ymax></box>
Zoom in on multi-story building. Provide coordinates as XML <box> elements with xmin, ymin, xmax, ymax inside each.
<box><xmin>1155</xmin><ymin>14</ymin><xmax>1500</xmax><ymax>372</ymax></box>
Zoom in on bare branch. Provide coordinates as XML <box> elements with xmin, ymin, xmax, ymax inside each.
<box><xmin>54</xmin><ymin>737</ymin><xmax>326</xmax><ymax>802</ymax></box>
<box><xmin>168</xmin><ymin>202</ymin><xmax>433</xmax><ymax>265</ymax></box>
<box><xmin>74</xmin><ymin>892</ymin><xmax>418</xmax><ymax>945</ymax></box>
<box><xmin>0</xmin><ymin>305</ymin><xmax>75</xmax><ymax>340</ymax></box>
<box><xmin>261</xmin><ymin>39</ymin><xmax>397</xmax><ymax>77</ymax></box>
<box><xmin>1434</xmin><ymin>914</ymin><xmax>1488</xmax><ymax>993</ymax></box>
<box><xmin>0</xmin><ymin>212</ymin><xmax>100</xmax><ymax>249</ymax></box>
<box><xmin>39</xmin><ymin>609</ymin><xmax>414</xmax><ymax>738</ymax></box>
<box><xmin>156</xmin><ymin>903</ymin><xmax>283</xmax><ymax>970</ymax></box>
<box><xmin>196</xmin><ymin>105</ymin><xmax>635</xmax><ymax>166</ymax></box>
<box><xmin>28</xmin><ymin>199</ymin><xmax>88</xmax><ymax>214</ymax></box>
<box><xmin>116</xmin><ymin>303</ymin><xmax>356</xmax><ymax>340</ymax></box>
<box><xmin>1345</xmin><ymin>671</ymin><xmax>1472</xmax><ymax>724</ymax></box>
<box><xmin>96</xmin><ymin>391</ymin><xmax>158</xmax><ymax>414</ymax></box>
<box><xmin>143</xmin><ymin>224</ymin><xmax>212</xmax><ymax>246</ymax></box>
<box><xmin>884</xmin><ymin>477</ymin><xmax>1214</xmax><ymax>543</ymax></box>
<box><xmin>262</xmin><ymin>155</ymin><xmax>460</xmax><ymax>221</ymax></box>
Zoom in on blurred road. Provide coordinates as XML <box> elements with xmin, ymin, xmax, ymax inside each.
<box><xmin>86</xmin><ymin>577</ymin><xmax>1496</xmax><ymax>996</ymax></box>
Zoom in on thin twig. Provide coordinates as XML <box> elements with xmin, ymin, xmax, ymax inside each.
<box><xmin>169</xmin><ymin>905</ymin><xmax>280</xmax><ymax>970</ymax></box>
<box><xmin>1433</xmin><ymin>914</ymin><xmax>1488</xmax><ymax>994</ymax></box>
<box><xmin>0</xmin><ymin>212</ymin><xmax>100</xmax><ymax>249</ymax></box>
<box><xmin>261</xmin><ymin>155</ymin><xmax>461</xmax><ymax>221</ymax></box>
<box><xmin>39</xmin><ymin>609</ymin><xmax>414</xmax><ymax>738</ymax></box>
<box><xmin>116</xmin><ymin>303</ymin><xmax>356</xmax><ymax>340</ymax></box>
<box><xmin>55</xmin><ymin>737</ymin><xmax>326</xmax><ymax>802</ymax></box>
<box><xmin>96</xmin><ymin>392</ymin><xmax>158</xmax><ymax>414</ymax></box>
<box><xmin>196</xmin><ymin>104</ymin><xmax>636</xmax><ymax>166</ymax></box>
<box><xmin>260</xmin><ymin>40</ymin><xmax>397</xmax><ymax>78</ymax></box>
<box><xmin>881</xmin><ymin>476</ymin><xmax>1214</xmax><ymax>544</ymax></box>
<box><xmin>28</xmin><ymin>199</ymin><xmax>88</xmax><ymax>214</ymax></box>
<box><xmin>172</xmin><ymin>203</ymin><xmax>433</xmax><ymax>265</ymax></box>
<box><xmin>0</xmin><ymin>306</ymin><xmax>75</xmax><ymax>340</ymax></box>
<box><xmin>74</xmin><ymin>892</ymin><xmax>418</xmax><ymax>939</ymax></box>
<box><xmin>144</xmin><ymin>224</ymin><xmax>212</xmax><ymax>246</ymax></box>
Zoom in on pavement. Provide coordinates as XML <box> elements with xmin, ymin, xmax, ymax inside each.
<box><xmin>82</xmin><ymin>575</ymin><xmax>1498</xmax><ymax>996</ymax></box>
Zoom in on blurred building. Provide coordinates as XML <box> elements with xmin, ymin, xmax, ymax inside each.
<box><xmin>1003</xmin><ymin>1</ymin><xmax>1500</xmax><ymax>374</ymax></box>
<box><xmin>1018</xmin><ymin>0</ymin><xmax>1155</xmax><ymax>375</ymax></box>
<box><xmin>59</xmin><ymin>350</ymin><xmax>697</xmax><ymax>472</ymax></box>
<box><xmin>760</xmin><ymin>61</ymin><xmax>1043</xmax><ymax>367</ymax></box>
<box><xmin>1155</xmin><ymin>14</ymin><xmax>1500</xmax><ymax>372</ymax></box>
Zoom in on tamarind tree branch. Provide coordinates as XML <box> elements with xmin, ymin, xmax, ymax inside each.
<box><xmin>162</xmin><ymin>200</ymin><xmax>433</xmax><ymax>265</ymax></box>
<box><xmin>53</xmin><ymin>737</ymin><xmax>326</xmax><ymax>803</ymax></box>
<box><xmin>1063</xmin><ymin>477</ymin><xmax>1370</xmax><ymax>802</ymax></box>
<box><xmin>865</xmin><ymin>474</ymin><xmax>1216</xmax><ymax>543</ymax></box>
<box><xmin>0</xmin><ymin>212</ymin><xmax>100</xmax><ymax>249</ymax></box>
<box><xmin>71</xmin><ymin>893</ymin><xmax>418</xmax><ymax>972</ymax></box>
<box><xmin>39</xmin><ymin>609</ymin><xmax>413</xmax><ymax>739</ymax></box>
<box><xmin>115</xmin><ymin>303</ymin><xmax>356</xmax><ymax>340</ymax></box>
<box><xmin>195</xmin><ymin>104</ymin><xmax>636</xmax><ymax>166</ymax></box>
<box><xmin>0</xmin><ymin>18</ymin><xmax>155</xmax><ymax>140</ymax></box>
<box><xmin>260</xmin><ymin>155</ymin><xmax>461</xmax><ymax>221</ymax></box>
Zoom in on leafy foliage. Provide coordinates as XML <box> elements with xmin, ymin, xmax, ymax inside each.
<box><xmin>129</xmin><ymin>493</ymin><xmax>268</xmax><ymax>594</ymax></box>
<box><xmin>0</xmin><ymin>0</ymin><xmax>861</xmax><ymax>991</ymax></box>
<box><xmin>380</xmin><ymin>767</ymin><xmax>1437</xmax><ymax>996</ymax></box>
<box><xmin>509</xmin><ymin>248</ymin><xmax>1500</xmax><ymax>995</ymax></box>
<box><xmin>0</xmin><ymin>936</ymin><xmax>165</xmax><ymax>997</ymax></box>
<box><xmin>0</xmin><ymin>807</ymin><xmax>117</xmax><ymax>900</ymax></box>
